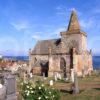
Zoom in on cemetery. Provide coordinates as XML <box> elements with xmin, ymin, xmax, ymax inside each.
<box><xmin>0</xmin><ymin>2</ymin><xmax>99</xmax><ymax>100</ymax></box>
<box><xmin>0</xmin><ymin>69</ymin><xmax>100</xmax><ymax>100</ymax></box>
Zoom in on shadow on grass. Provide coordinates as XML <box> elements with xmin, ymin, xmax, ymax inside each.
<box><xmin>94</xmin><ymin>88</ymin><xmax>100</xmax><ymax>91</ymax></box>
<box><xmin>60</xmin><ymin>89</ymin><xmax>72</xmax><ymax>94</ymax></box>
<box><xmin>60</xmin><ymin>89</ymin><xmax>84</xmax><ymax>94</ymax></box>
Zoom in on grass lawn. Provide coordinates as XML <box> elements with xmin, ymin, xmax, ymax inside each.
<box><xmin>17</xmin><ymin>72</ymin><xmax>100</xmax><ymax>100</ymax></box>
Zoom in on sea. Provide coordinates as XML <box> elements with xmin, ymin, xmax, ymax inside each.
<box><xmin>3</xmin><ymin>56</ymin><xmax>100</xmax><ymax>70</ymax></box>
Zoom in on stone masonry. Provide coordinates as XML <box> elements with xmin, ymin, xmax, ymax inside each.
<box><xmin>29</xmin><ymin>10</ymin><xmax>93</xmax><ymax>77</ymax></box>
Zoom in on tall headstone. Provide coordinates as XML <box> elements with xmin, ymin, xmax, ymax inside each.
<box><xmin>4</xmin><ymin>74</ymin><xmax>17</xmax><ymax>100</ymax></box>
<box><xmin>54</xmin><ymin>74</ymin><xmax>57</xmax><ymax>81</ymax></box>
<box><xmin>70</xmin><ymin>69</ymin><xmax>74</xmax><ymax>83</ymax></box>
<box><xmin>72</xmin><ymin>48</ymin><xmax>79</xmax><ymax>94</ymax></box>
<box><xmin>0</xmin><ymin>84</ymin><xmax>6</xmax><ymax>100</ymax></box>
<box><xmin>73</xmin><ymin>72</ymin><xmax>79</xmax><ymax>94</ymax></box>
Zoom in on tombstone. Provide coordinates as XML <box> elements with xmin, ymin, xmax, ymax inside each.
<box><xmin>70</xmin><ymin>69</ymin><xmax>74</xmax><ymax>83</ymax></box>
<box><xmin>0</xmin><ymin>84</ymin><xmax>6</xmax><ymax>100</ymax></box>
<box><xmin>64</xmin><ymin>78</ymin><xmax>68</xmax><ymax>81</ymax></box>
<box><xmin>4</xmin><ymin>74</ymin><xmax>17</xmax><ymax>100</ymax></box>
<box><xmin>54</xmin><ymin>74</ymin><xmax>57</xmax><ymax>81</ymax></box>
<box><xmin>71</xmin><ymin>48</ymin><xmax>79</xmax><ymax>94</ymax></box>
<box><xmin>72</xmin><ymin>72</ymin><xmax>79</xmax><ymax>94</ymax></box>
<box><xmin>30</xmin><ymin>73</ymin><xmax>33</xmax><ymax>78</ymax></box>
<box><xmin>43</xmin><ymin>73</ymin><xmax>45</xmax><ymax>78</ymax></box>
<box><xmin>58</xmin><ymin>73</ymin><xmax>61</xmax><ymax>80</ymax></box>
<box><xmin>49</xmin><ymin>80</ymin><xmax>53</xmax><ymax>86</ymax></box>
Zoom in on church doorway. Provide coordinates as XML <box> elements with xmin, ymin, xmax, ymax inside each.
<box><xmin>40</xmin><ymin>61</ymin><xmax>49</xmax><ymax>77</ymax></box>
<box><xmin>60</xmin><ymin>57</ymin><xmax>67</xmax><ymax>78</ymax></box>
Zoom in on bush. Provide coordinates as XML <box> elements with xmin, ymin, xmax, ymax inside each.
<box><xmin>20</xmin><ymin>80</ymin><xmax>60</xmax><ymax>100</ymax></box>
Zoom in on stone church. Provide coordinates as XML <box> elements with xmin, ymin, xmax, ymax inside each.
<box><xmin>29</xmin><ymin>10</ymin><xmax>93</xmax><ymax>77</ymax></box>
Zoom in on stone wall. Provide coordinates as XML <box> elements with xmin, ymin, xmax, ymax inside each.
<box><xmin>61</xmin><ymin>34</ymin><xmax>84</xmax><ymax>53</ymax></box>
<box><xmin>76</xmin><ymin>53</ymin><xmax>93</xmax><ymax>76</ymax></box>
<box><xmin>30</xmin><ymin>51</ymin><xmax>93</xmax><ymax>77</ymax></box>
<box><xmin>48</xmin><ymin>54</ymin><xmax>71</xmax><ymax>77</ymax></box>
<box><xmin>29</xmin><ymin>55</ymin><xmax>49</xmax><ymax>68</ymax></box>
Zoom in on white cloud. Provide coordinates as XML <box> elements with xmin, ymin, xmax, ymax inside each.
<box><xmin>32</xmin><ymin>35</ymin><xmax>41</xmax><ymax>41</ymax></box>
<box><xmin>55</xmin><ymin>6</ymin><xmax>67</xmax><ymax>16</ymax></box>
<box><xmin>80</xmin><ymin>18</ymin><xmax>94</xmax><ymax>29</ymax></box>
<box><xmin>11</xmin><ymin>21</ymin><xmax>30</xmax><ymax>31</ymax></box>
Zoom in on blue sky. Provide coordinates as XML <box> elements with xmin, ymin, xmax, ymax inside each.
<box><xmin>0</xmin><ymin>0</ymin><xmax>100</xmax><ymax>56</ymax></box>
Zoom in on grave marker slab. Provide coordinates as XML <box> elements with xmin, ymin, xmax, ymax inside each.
<box><xmin>4</xmin><ymin>74</ymin><xmax>17</xmax><ymax>100</ymax></box>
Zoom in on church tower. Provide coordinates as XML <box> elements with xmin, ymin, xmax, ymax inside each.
<box><xmin>60</xmin><ymin>10</ymin><xmax>87</xmax><ymax>53</ymax></box>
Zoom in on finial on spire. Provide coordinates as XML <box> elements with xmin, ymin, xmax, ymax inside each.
<box><xmin>72</xmin><ymin>8</ymin><xmax>76</xmax><ymax>12</ymax></box>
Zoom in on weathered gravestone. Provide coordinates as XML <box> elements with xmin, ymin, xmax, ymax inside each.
<box><xmin>4</xmin><ymin>74</ymin><xmax>17</xmax><ymax>100</ymax></box>
<box><xmin>70</xmin><ymin>69</ymin><xmax>74</xmax><ymax>83</ymax></box>
<box><xmin>72</xmin><ymin>48</ymin><xmax>79</xmax><ymax>94</ymax></box>
<box><xmin>49</xmin><ymin>80</ymin><xmax>53</xmax><ymax>86</ymax></box>
<box><xmin>72</xmin><ymin>72</ymin><xmax>79</xmax><ymax>94</ymax></box>
<box><xmin>0</xmin><ymin>84</ymin><xmax>6</xmax><ymax>100</ymax></box>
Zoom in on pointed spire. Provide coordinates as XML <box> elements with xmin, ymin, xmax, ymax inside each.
<box><xmin>67</xmin><ymin>9</ymin><xmax>80</xmax><ymax>31</ymax></box>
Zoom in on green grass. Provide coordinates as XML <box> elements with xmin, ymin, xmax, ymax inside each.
<box><xmin>61</xmin><ymin>89</ymin><xmax>100</xmax><ymax>100</ymax></box>
<box><xmin>17</xmin><ymin>72</ymin><xmax>100</xmax><ymax>100</ymax></box>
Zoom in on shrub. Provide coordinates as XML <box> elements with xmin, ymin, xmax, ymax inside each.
<box><xmin>20</xmin><ymin>80</ymin><xmax>60</xmax><ymax>100</ymax></box>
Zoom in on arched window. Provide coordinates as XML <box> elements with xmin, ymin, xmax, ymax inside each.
<box><xmin>60</xmin><ymin>57</ymin><xmax>67</xmax><ymax>78</ymax></box>
<box><xmin>60</xmin><ymin>57</ymin><xmax>66</xmax><ymax>70</ymax></box>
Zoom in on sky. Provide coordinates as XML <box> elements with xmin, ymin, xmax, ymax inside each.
<box><xmin>0</xmin><ymin>0</ymin><xmax>100</xmax><ymax>56</ymax></box>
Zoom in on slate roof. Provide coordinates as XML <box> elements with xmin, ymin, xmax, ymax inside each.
<box><xmin>31</xmin><ymin>38</ymin><xmax>62</xmax><ymax>55</ymax></box>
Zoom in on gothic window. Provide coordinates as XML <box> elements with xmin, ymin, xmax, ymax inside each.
<box><xmin>60</xmin><ymin>57</ymin><xmax>67</xmax><ymax>78</ymax></box>
<box><xmin>60</xmin><ymin>57</ymin><xmax>66</xmax><ymax>70</ymax></box>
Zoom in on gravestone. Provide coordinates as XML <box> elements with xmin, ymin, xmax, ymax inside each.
<box><xmin>54</xmin><ymin>74</ymin><xmax>57</xmax><ymax>81</ymax></box>
<box><xmin>49</xmin><ymin>80</ymin><xmax>53</xmax><ymax>86</ymax></box>
<box><xmin>0</xmin><ymin>84</ymin><xmax>6</xmax><ymax>100</ymax></box>
<box><xmin>72</xmin><ymin>72</ymin><xmax>79</xmax><ymax>94</ymax></box>
<box><xmin>29</xmin><ymin>72</ymin><xmax>33</xmax><ymax>80</ymax></box>
<box><xmin>4</xmin><ymin>74</ymin><xmax>17</xmax><ymax>100</ymax></box>
<box><xmin>71</xmin><ymin>69</ymin><xmax>74</xmax><ymax>83</ymax></box>
<box><xmin>58</xmin><ymin>73</ymin><xmax>61</xmax><ymax>80</ymax></box>
<box><xmin>72</xmin><ymin>48</ymin><xmax>79</xmax><ymax>94</ymax></box>
<box><xmin>43</xmin><ymin>73</ymin><xmax>45</xmax><ymax>79</ymax></box>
